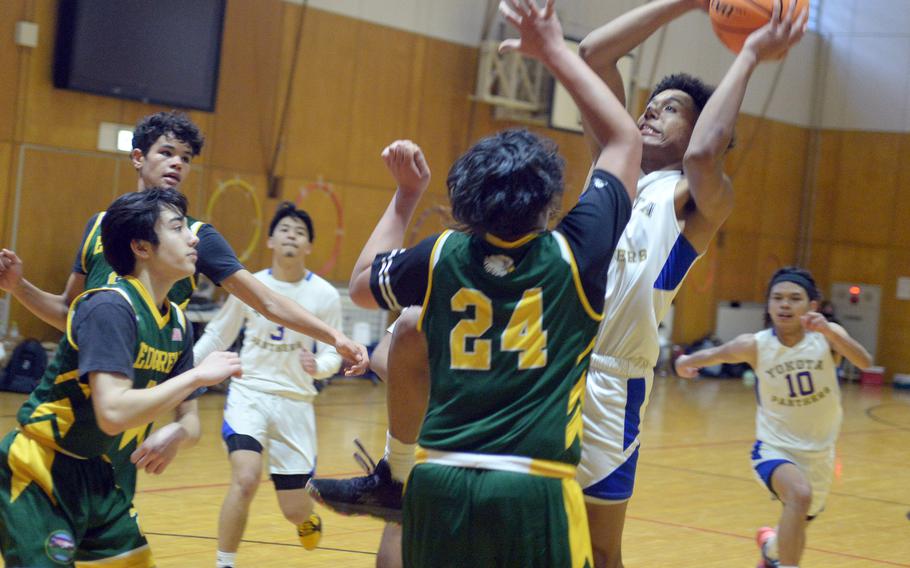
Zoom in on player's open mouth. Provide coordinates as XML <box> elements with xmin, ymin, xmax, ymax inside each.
<box><xmin>641</xmin><ymin>124</ymin><xmax>660</xmax><ymax>135</ymax></box>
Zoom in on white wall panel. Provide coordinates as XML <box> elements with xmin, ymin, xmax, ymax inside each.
<box><xmin>821</xmin><ymin>34</ymin><xmax>852</xmax><ymax>129</ymax></box>
<box><xmin>818</xmin><ymin>0</ymin><xmax>856</xmax><ymax>34</ymax></box>
<box><xmin>417</xmin><ymin>0</ymin><xmax>487</xmax><ymax>46</ymax></box>
<box><xmin>361</xmin><ymin>0</ymin><xmax>420</xmax><ymax>35</ymax></box>
<box><xmin>304</xmin><ymin>0</ymin><xmax>363</xmax><ymax>20</ymax></box>
<box><xmin>849</xmin><ymin>0</ymin><xmax>910</xmax><ymax>35</ymax></box>
<box><xmin>822</xmin><ymin>33</ymin><xmax>910</xmax><ymax>132</ymax></box>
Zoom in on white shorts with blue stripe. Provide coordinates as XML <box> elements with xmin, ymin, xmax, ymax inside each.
<box><xmin>577</xmin><ymin>364</ymin><xmax>654</xmax><ymax>504</ymax></box>
<box><xmin>750</xmin><ymin>440</ymin><xmax>835</xmax><ymax>518</ymax></box>
<box><xmin>222</xmin><ymin>385</ymin><xmax>318</xmax><ymax>476</ymax></box>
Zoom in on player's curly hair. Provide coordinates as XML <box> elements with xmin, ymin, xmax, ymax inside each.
<box><xmin>102</xmin><ymin>188</ymin><xmax>190</xmax><ymax>276</ymax></box>
<box><xmin>132</xmin><ymin>111</ymin><xmax>204</xmax><ymax>157</ymax></box>
<box><xmin>763</xmin><ymin>266</ymin><xmax>820</xmax><ymax>327</ymax></box>
<box><xmin>268</xmin><ymin>201</ymin><xmax>315</xmax><ymax>242</ymax></box>
<box><xmin>649</xmin><ymin>73</ymin><xmax>715</xmax><ymax>115</ymax></box>
<box><xmin>446</xmin><ymin>129</ymin><xmax>564</xmax><ymax>240</ymax></box>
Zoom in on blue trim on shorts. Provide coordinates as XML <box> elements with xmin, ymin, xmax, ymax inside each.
<box><xmin>623</xmin><ymin>378</ymin><xmax>646</xmax><ymax>451</ymax></box>
<box><xmin>583</xmin><ymin>446</ymin><xmax>640</xmax><ymax>501</ymax></box>
<box><xmin>751</xmin><ymin>440</ymin><xmax>763</xmax><ymax>460</ymax></box>
<box><xmin>752</xmin><ymin>441</ymin><xmax>792</xmax><ymax>493</ymax></box>
<box><xmin>653</xmin><ymin>235</ymin><xmax>698</xmax><ymax>291</ymax></box>
<box><xmin>221</xmin><ymin>419</ymin><xmax>236</xmax><ymax>442</ymax></box>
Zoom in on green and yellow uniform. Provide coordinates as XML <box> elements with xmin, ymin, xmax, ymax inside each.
<box><xmin>369</xmin><ymin>170</ymin><xmax>631</xmax><ymax>567</ymax></box>
<box><xmin>71</xmin><ymin>210</ymin><xmax>242</xmax><ymax>500</ymax></box>
<box><xmin>0</xmin><ymin>277</ymin><xmax>193</xmax><ymax>567</ymax></box>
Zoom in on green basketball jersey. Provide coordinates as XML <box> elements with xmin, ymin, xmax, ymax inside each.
<box><xmin>16</xmin><ymin>277</ymin><xmax>190</xmax><ymax>463</ymax></box>
<box><xmin>417</xmin><ymin>230</ymin><xmax>602</xmax><ymax>465</ymax></box>
<box><xmin>79</xmin><ymin>212</ymin><xmax>205</xmax><ymax>308</ymax></box>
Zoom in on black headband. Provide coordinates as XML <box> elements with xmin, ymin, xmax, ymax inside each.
<box><xmin>770</xmin><ymin>273</ymin><xmax>815</xmax><ymax>297</ymax></box>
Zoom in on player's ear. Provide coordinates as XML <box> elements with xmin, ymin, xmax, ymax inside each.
<box><xmin>130</xmin><ymin>148</ymin><xmax>145</xmax><ymax>170</ymax></box>
<box><xmin>809</xmin><ymin>299</ymin><xmax>819</xmax><ymax>312</ymax></box>
<box><xmin>131</xmin><ymin>239</ymin><xmax>152</xmax><ymax>261</ymax></box>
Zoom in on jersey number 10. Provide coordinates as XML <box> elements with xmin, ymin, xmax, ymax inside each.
<box><xmin>449</xmin><ymin>287</ymin><xmax>548</xmax><ymax>371</ymax></box>
<box><xmin>784</xmin><ymin>371</ymin><xmax>815</xmax><ymax>397</ymax></box>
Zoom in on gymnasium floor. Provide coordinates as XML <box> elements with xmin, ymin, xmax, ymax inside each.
<box><xmin>1</xmin><ymin>376</ymin><xmax>908</xmax><ymax>567</ymax></box>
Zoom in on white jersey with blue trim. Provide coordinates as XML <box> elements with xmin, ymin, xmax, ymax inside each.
<box><xmin>591</xmin><ymin>170</ymin><xmax>698</xmax><ymax>375</ymax></box>
<box><xmin>754</xmin><ymin>328</ymin><xmax>841</xmax><ymax>452</ymax></box>
<box><xmin>193</xmin><ymin>269</ymin><xmax>343</xmax><ymax>399</ymax></box>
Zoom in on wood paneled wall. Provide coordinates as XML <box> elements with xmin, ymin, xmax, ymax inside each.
<box><xmin>1</xmin><ymin>2</ymin><xmax>906</xmax><ymax>378</ymax></box>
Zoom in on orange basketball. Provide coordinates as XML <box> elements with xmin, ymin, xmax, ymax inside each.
<box><xmin>709</xmin><ymin>0</ymin><xmax>809</xmax><ymax>54</ymax></box>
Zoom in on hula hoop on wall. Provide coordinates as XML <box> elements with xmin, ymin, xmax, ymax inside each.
<box><xmin>295</xmin><ymin>180</ymin><xmax>344</xmax><ymax>276</ymax></box>
<box><xmin>206</xmin><ymin>178</ymin><xmax>262</xmax><ymax>264</ymax></box>
<box><xmin>406</xmin><ymin>204</ymin><xmax>452</xmax><ymax>247</ymax></box>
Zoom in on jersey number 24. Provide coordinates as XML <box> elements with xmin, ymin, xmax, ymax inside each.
<box><xmin>449</xmin><ymin>287</ymin><xmax>547</xmax><ymax>371</ymax></box>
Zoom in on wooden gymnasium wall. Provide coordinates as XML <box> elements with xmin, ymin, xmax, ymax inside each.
<box><xmin>1</xmin><ymin>2</ymin><xmax>906</xmax><ymax>378</ymax></box>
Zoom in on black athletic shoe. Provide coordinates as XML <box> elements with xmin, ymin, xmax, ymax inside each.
<box><xmin>306</xmin><ymin>439</ymin><xmax>404</xmax><ymax>523</ymax></box>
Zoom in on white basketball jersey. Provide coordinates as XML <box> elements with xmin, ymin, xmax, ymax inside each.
<box><xmin>754</xmin><ymin>328</ymin><xmax>841</xmax><ymax>452</ymax></box>
<box><xmin>194</xmin><ymin>269</ymin><xmax>343</xmax><ymax>399</ymax></box>
<box><xmin>591</xmin><ymin>170</ymin><xmax>699</xmax><ymax>376</ymax></box>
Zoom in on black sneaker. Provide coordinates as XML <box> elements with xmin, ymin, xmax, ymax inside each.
<box><xmin>306</xmin><ymin>439</ymin><xmax>404</xmax><ymax>523</ymax></box>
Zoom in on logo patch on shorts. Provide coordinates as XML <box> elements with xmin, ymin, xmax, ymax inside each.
<box><xmin>45</xmin><ymin>530</ymin><xmax>76</xmax><ymax>564</ymax></box>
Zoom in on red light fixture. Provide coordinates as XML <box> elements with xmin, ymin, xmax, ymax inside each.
<box><xmin>849</xmin><ymin>285</ymin><xmax>861</xmax><ymax>304</ymax></box>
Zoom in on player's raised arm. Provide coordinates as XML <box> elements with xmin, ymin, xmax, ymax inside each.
<box><xmin>682</xmin><ymin>0</ymin><xmax>807</xmax><ymax>252</ymax></box>
<box><xmin>580</xmin><ymin>0</ymin><xmax>705</xmax><ymax>107</ymax></box>
<box><xmin>801</xmin><ymin>313</ymin><xmax>872</xmax><ymax>370</ymax></box>
<box><xmin>499</xmin><ymin>0</ymin><xmax>640</xmax><ymax>200</ymax></box>
<box><xmin>349</xmin><ymin>140</ymin><xmax>431</xmax><ymax>308</ymax></box>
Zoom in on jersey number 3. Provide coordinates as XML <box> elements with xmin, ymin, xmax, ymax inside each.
<box><xmin>449</xmin><ymin>287</ymin><xmax>547</xmax><ymax>371</ymax></box>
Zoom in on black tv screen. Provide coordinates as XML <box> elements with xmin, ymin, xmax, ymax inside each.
<box><xmin>54</xmin><ymin>0</ymin><xmax>226</xmax><ymax>112</ymax></box>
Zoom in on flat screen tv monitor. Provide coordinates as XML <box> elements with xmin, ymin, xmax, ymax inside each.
<box><xmin>54</xmin><ymin>0</ymin><xmax>226</xmax><ymax>112</ymax></box>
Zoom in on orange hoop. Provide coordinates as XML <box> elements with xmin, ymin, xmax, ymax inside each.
<box><xmin>295</xmin><ymin>181</ymin><xmax>344</xmax><ymax>277</ymax></box>
<box><xmin>406</xmin><ymin>204</ymin><xmax>452</xmax><ymax>247</ymax></box>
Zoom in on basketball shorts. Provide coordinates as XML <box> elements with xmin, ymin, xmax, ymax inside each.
<box><xmin>221</xmin><ymin>385</ymin><xmax>317</xmax><ymax>476</ymax></box>
<box><xmin>750</xmin><ymin>440</ymin><xmax>835</xmax><ymax>517</ymax></box>
<box><xmin>0</xmin><ymin>431</ymin><xmax>153</xmax><ymax>567</ymax></box>
<box><xmin>402</xmin><ymin>462</ymin><xmax>592</xmax><ymax>568</ymax></box>
<box><xmin>577</xmin><ymin>368</ymin><xmax>654</xmax><ymax>503</ymax></box>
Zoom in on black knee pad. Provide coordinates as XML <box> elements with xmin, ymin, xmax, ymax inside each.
<box><xmin>225</xmin><ymin>433</ymin><xmax>263</xmax><ymax>454</ymax></box>
<box><xmin>272</xmin><ymin>473</ymin><xmax>312</xmax><ymax>491</ymax></box>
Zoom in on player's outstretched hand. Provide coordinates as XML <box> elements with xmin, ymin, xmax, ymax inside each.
<box><xmin>130</xmin><ymin>422</ymin><xmax>186</xmax><ymax>475</ymax></box>
<box><xmin>742</xmin><ymin>0</ymin><xmax>808</xmax><ymax>61</ymax></box>
<box><xmin>298</xmin><ymin>347</ymin><xmax>318</xmax><ymax>375</ymax></box>
<box><xmin>0</xmin><ymin>249</ymin><xmax>24</xmax><ymax>293</ymax></box>
<box><xmin>498</xmin><ymin>0</ymin><xmax>562</xmax><ymax>61</ymax></box>
<box><xmin>195</xmin><ymin>351</ymin><xmax>242</xmax><ymax>386</ymax></box>
<box><xmin>333</xmin><ymin>335</ymin><xmax>370</xmax><ymax>376</ymax></box>
<box><xmin>674</xmin><ymin>354</ymin><xmax>700</xmax><ymax>379</ymax></box>
<box><xmin>382</xmin><ymin>140</ymin><xmax>431</xmax><ymax>197</ymax></box>
<box><xmin>800</xmin><ymin>311</ymin><xmax>831</xmax><ymax>334</ymax></box>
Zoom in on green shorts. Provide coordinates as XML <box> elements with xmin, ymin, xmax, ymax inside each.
<box><xmin>402</xmin><ymin>463</ymin><xmax>592</xmax><ymax>567</ymax></box>
<box><xmin>0</xmin><ymin>431</ymin><xmax>153</xmax><ymax>567</ymax></box>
